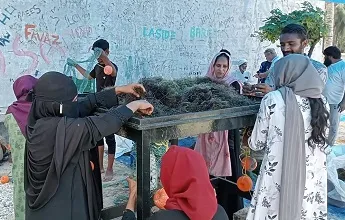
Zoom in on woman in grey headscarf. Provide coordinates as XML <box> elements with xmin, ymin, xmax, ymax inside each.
<box><xmin>246</xmin><ymin>54</ymin><xmax>329</xmax><ymax>220</ymax></box>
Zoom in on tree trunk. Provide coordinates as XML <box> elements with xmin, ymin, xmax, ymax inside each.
<box><xmin>324</xmin><ymin>2</ymin><xmax>335</xmax><ymax>49</ymax></box>
<box><xmin>308</xmin><ymin>44</ymin><xmax>316</xmax><ymax>57</ymax></box>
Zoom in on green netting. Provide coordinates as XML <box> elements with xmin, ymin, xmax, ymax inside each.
<box><xmin>127</xmin><ymin>141</ymin><xmax>169</xmax><ymax>193</ymax></box>
<box><xmin>74</xmin><ymin>78</ymin><xmax>95</xmax><ymax>93</ymax></box>
<box><xmin>119</xmin><ymin>77</ymin><xmax>258</xmax><ymax>117</ymax></box>
<box><xmin>63</xmin><ymin>48</ymin><xmax>102</xmax><ymax>93</ymax></box>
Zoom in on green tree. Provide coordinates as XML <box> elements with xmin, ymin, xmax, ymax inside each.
<box><xmin>334</xmin><ymin>4</ymin><xmax>345</xmax><ymax>52</ymax></box>
<box><xmin>256</xmin><ymin>1</ymin><xmax>328</xmax><ymax>57</ymax></box>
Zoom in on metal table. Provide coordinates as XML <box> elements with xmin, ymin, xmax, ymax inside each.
<box><xmin>101</xmin><ymin>104</ymin><xmax>260</xmax><ymax>220</ymax></box>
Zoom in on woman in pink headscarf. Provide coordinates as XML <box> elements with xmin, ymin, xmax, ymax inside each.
<box><xmin>194</xmin><ymin>50</ymin><xmax>242</xmax><ymax>217</ymax></box>
<box><xmin>195</xmin><ymin>49</ymin><xmax>241</xmax><ymax>177</ymax></box>
<box><xmin>205</xmin><ymin>49</ymin><xmax>242</xmax><ymax>94</ymax></box>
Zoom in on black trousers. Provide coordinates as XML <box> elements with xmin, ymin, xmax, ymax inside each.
<box><xmin>96</xmin><ymin>134</ymin><xmax>116</xmax><ymax>154</ymax></box>
<box><xmin>210</xmin><ymin>130</ymin><xmax>246</xmax><ymax>220</ymax></box>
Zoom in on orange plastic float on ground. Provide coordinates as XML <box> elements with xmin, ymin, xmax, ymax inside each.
<box><xmin>0</xmin><ymin>175</ymin><xmax>10</xmax><ymax>184</ymax></box>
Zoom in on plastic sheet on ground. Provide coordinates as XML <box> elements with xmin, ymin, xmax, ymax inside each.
<box><xmin>327</xmin><ymin>146</ymin><xmax>345</xmax><ymax>208</ymax></box>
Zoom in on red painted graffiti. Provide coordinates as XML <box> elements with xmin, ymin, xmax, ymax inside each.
<box><xmin>39</xmin><ymin>40</ymin><xmax>66</xmax><ymax>65</ymax></box>
<box><xmin>69</xmin><ymin>26</ymin><xmax>92</xmax><ymax>39</ymax></box>
<box><xmin>25</xmin><ymin>24</ymin><xmax>62</xmax><ymax>46</ymax></box>
<box><xmin>39</xmin><ymin>41</ymin><xmax>49</xmax><ymax>64</ymax></box>
<box><xmin>12</xmin><ymin>35</ymin><xmax>38</xmax><ymax>75</ymax></box>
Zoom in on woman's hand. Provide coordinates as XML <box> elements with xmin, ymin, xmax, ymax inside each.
<box><xmin>115</xmin><ymin>84</ymin><xmax>146</xmax><ymax>97</ymax></box>
<box><xmin>242</xmin><ymin>84</ymin><xmax>255</xmax><ymax>95</ymax></box>
<box><xmin>254</xmin><ymin>83</ymin><xmax>272</xmax><ymax>95</ymax></box>
<box><xmin>126</xmin><ymin>100</ymin><xmax>154</xmax><ymax>115</ymax></box>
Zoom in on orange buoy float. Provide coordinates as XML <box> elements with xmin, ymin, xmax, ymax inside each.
<box><xmin>0</xmin><ymin>175</ymin><xmax>10</xmax><ymax>184</ymax></box>
<box><xmin>153</xmin><ymin>188</ymin><xmax>169</xmax><ymax>209</ymax></box>
<box><xmin>241</xmin><ymin>156</ymin><xmax>257</xmax><ymax>172</ymax></box>
<box><xmin>104</xmin><ymin>65</ymin><xmax>112</xmax><ymax>75</ymax></box>
<box><xmin>237</xmin><ymin>175</ymin><xmax>253</xmax><ymax>192</ymax></box>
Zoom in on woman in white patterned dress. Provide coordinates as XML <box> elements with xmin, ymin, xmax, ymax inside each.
<box><xmin>246</xmin><ymin>54</ymin><xmax>329</xmax><ymax>220</ymax></box>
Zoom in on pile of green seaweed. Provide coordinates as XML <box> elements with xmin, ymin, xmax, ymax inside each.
<box><xmin>118</xmin><ymin>77</ymin><xmax>258</xmax><ymax>117</ymax></box>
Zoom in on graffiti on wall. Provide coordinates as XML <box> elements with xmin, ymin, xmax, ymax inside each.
<box><xmin>0</xmin><ymin>0</ymin><xmax>324</xmax><ymax>109</ymax></box>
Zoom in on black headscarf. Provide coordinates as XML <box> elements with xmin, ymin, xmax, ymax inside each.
<box><xmin>25</xmin><ymin>72</ymin><xmax>80</xmax><ymax>209</ymax></box>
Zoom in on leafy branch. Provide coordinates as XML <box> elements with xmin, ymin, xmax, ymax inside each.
<box><xmin>256</xmin><ymin>1</ymin><xmax>328</xmax><ymax>56</ymax></box>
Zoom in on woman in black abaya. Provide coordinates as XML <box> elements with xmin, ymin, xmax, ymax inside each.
<box><xmin>25</xmin><ymin>72</ymin><xmax>153</xmax><ymax>220</ymax></box>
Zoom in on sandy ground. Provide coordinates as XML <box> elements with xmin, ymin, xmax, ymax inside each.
<box><xmin>0</xmin><ymin>153</ymin><xmax>134</xmax><ymax>220</ymax></box>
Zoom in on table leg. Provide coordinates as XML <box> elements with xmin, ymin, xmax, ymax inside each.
<box><xmin>170</xmin><ymin>139</ymin><xmax>178</xmax><ymax>145</ymax></box>
<box><xmin>233</xmin><ymin>129</ymin><xmax>243</xmax><ymax>184</ymax></box>
<box><xmin>232</xmin><ymin>129</ymin><xmax>245</xmax><ymax>210</ymax></box>
<box><xmin>216</xmin><ymin>129</ymin><xmax>244</xmax><ymax>220</ymax></box>
<box><xmin>136</xmin><ymin>131</ymin><xmax>151</xmax><ymax>219</ymax></box>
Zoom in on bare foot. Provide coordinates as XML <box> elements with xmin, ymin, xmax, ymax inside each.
<box><xmin>103</xmin><ymin>169</ymin><xmax>114</xmax><ymax>182</ymax></box>
<box><xmin>100</xmin><ymin>168</ymin><xmax>105</xmax><ymax>174</ymax></box>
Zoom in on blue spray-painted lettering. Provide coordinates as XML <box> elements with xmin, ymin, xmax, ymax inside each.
<box><xmin>0</xmin><ymin>5</ymin><xmax>16</xmax><ymax>25</ymax></box>
<box><xmin>0</xmin><ymin>32</ymin><xmax>10</xmax><ymax>46</ymax></box>
<box><xmin>143</xmin><ymin>26</ymin><xmax>176</xmax><ymax>40</ymax></box>
<box><xmin>190</xmin><ymin>26</ymin><xmax>211</xmax><ymax>40</ymax></box>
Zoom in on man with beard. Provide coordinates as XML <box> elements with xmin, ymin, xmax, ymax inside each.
<box><xmin>323</xmin><ymin>46</ymin><xmax>345</xmax><ymax>146</ymax></box>
<box><xmin>246</xmin><ymin>24</ymin><xmax>327</xmax><ymax>95</ymax></box>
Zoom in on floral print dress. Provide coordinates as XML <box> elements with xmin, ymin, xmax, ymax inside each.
<box><xmin>246</xmin><ymin>91</ymin><xmax>327</xmax><ymax>220</ymax></box>
<box><xmin>4</xmin><ymin>114</ymin><xmax>26</xmax><ymax>220</ymax></box>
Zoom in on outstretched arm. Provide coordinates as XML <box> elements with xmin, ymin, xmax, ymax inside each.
<box><xmin>75</xmin><ymin>64</ymin><xmax>94</xmax><ymax>80</ymax></box>
<box><xmin>75</xmin><ymin>99</ymin><xmax>153</xmax><ymax>150</ymax></box>
<box><xmin>78</xmin><ymin>89</ymin><xmax>118</xmax><ymax>117</ymax></box>
<box><xmin>78</xmin><ymin>84</ymin><xmax>147</xmax><ymax>117</ymax></box>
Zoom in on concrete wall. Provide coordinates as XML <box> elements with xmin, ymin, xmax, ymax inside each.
<box><xmin>0</xmin><ymin>0</ymin><xmax>325</xmax><ymax>114</ymax></box>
